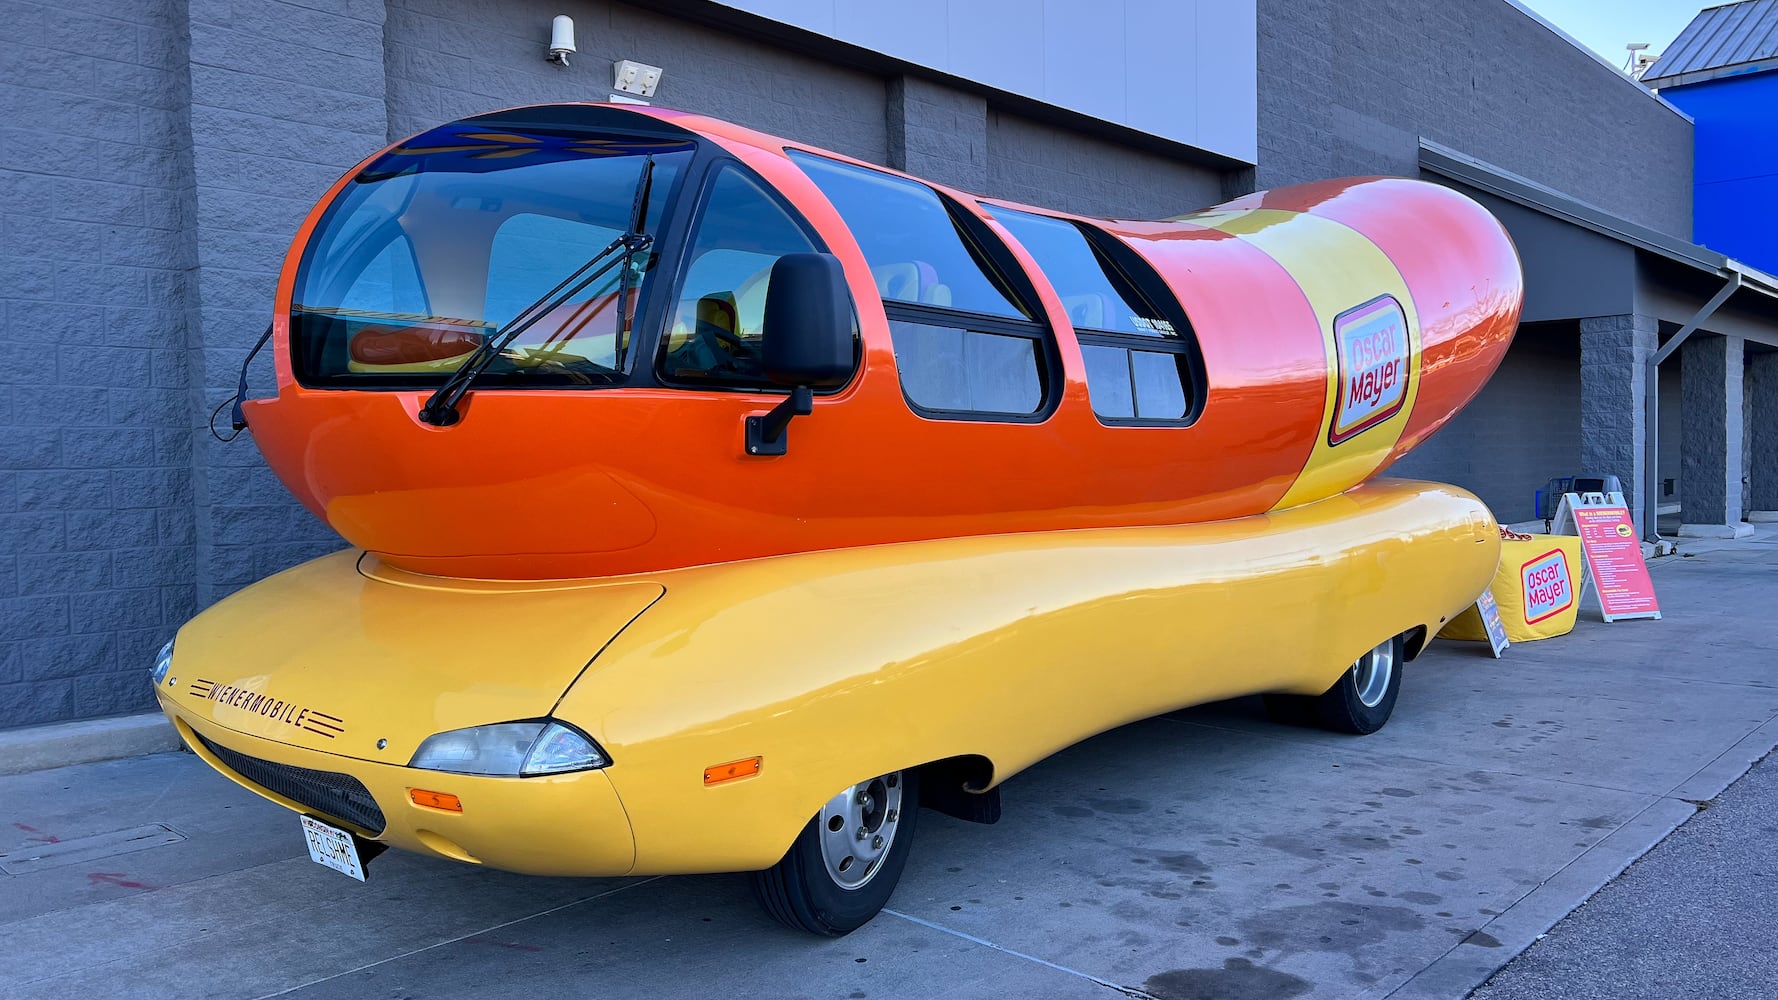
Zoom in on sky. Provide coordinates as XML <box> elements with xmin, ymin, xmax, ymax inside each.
<box><xmin>1522</xmin><ymin>0</ymin><xmax>1712</xmax><ymax>70</ymax></box>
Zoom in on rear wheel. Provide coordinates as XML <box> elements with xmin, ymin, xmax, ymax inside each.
<box><xmin>750</xmin><ymin>768</ymin><xmax>919</xmax><ymax>936</ymax></box>
<box><xmin>1316</xmin><ymin>635</ymin><xmax>1404</xmax><ymax>734</ymax></box>
<box><xmin>1266</xmin><ymin>635</ymin><xmax>1405</xmax><ymax>735</ymax></box>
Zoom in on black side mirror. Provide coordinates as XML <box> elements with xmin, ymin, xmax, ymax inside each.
<box><xmin>746</xmin><ymin>253</ymin><xmax>855</xmax><ymax>456</ymax></box>
<box><xmin>762</xmin><ymin>253</ymin><xmax>854</xmax><ymax>387</ymax></box>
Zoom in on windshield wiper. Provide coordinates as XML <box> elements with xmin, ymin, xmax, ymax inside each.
<box><xmin>419</xmin><ymin>156</ymin><xmax>656</xmax><ymax>427</ymax></box>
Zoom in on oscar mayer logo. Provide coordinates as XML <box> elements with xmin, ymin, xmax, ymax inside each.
<box><xmin>1329</xmin><ymin>295</ymin><xmax>1411</xmax><ymax>445</ymax></box>
<box><xmin>1521</xmin><ymin>549</ymin><xmax>1575</xmax><ymax>624</ymax></box>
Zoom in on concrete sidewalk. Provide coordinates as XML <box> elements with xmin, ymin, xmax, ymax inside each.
<box><xmin>2</xmin><ymin>540</ymin><xmax>1774</xmax><ymax>1000</ymax></box>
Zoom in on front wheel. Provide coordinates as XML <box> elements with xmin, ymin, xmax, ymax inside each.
<box><xmin>750</xmin><ymin>769</ymin><xmax>920</xmax><ymax>935</ymax></box>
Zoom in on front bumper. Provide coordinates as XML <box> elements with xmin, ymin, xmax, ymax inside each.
<box><xmin>161</xmin><ymin>694</ymin><xmax>637</xmax><ymax>877</ymax></box>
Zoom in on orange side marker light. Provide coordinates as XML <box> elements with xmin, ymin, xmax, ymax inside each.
<box><xmin>409</xmin><ymin>788</ymin><xmax>463</xmax><ymax>812</ymax></box>
<box><xmin>704</xmin><ymin>757</ymin><xmax>763</xmax><ymax>786</ymax></box>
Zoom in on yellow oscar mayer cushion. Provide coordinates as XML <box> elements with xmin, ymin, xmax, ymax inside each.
<box><xmin>1442</xmin><ymin>534</ymin><xmax>1583</xmax><ymax>642</ymax></box>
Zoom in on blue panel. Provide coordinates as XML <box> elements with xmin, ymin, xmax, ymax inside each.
<box><xmin>1663</xmin><ymin>71</ymin><xmax>1778</xmax><ymax>272</ymax></box>
<box><xmin>1696</xmin><ymin>176</ymin><xmax>1778</xmax><ymax>273</ymax></box>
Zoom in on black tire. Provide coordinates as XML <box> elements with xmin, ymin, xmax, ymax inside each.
<box><xmin>1313</xmin><ymin>634</ymin><xmax>1405</xmax><ymax>734</ymax></box>
<box><xmin>750</xmin><ymin>768</ymin><xmax>920</xmax><ymax>936</ymax></box>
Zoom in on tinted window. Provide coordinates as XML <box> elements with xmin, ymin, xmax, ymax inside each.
<box><xmin>890</xmin><ymin>321</ymin><xmax>1044</xmax><ymax>415</ymax></box>
<box><xmin>486</xmin><ymin>214</ymin><xmax>627</xmax><ymax>327</ymax></box>
<box><xmin>289</xmin><ymin>125</ymin><xmax>692</xmax><ymax>386</ymax></box>
<box><xmin>987</xmin><ymin>205</ymin><xmax>1198</xmax><ymax>424</ymax></box>
<box><xmin>1078</xmin><ymin>346</ymin><xmax>1191</xmax><ymax>420</ymax></box>
<box><xmin>790</xmin><ymin>152</ymin><xmax>1030</xmax><ymax>319</ymax></box>
<box><xmin>340</xmin><ymin>237</ymin><xmax>427</xmax><ymax>316</ymax></box>
<box><xmin>659</xmin><ymin>165</ymin><xmax>833</xmax><ymax>386</ymax></box>
<box><xmin>986</xmin><ymin>207</ymin><xmax>1176</xmax><ymax>339</ymax></box>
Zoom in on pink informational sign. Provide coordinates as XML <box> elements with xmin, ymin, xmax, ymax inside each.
<box><xmin>1570</xmin><ymin>505</ymin><xmax>1661</xmax><ymax>621</ymax></box>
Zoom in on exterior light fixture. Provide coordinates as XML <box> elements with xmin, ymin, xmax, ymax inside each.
<box><xmin>548</xmin><ymin>16</ymin><xmax>576</xmax><ymax>67</ymax></box>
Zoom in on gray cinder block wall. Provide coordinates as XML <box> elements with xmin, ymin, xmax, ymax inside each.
<box><xmin>1</xmin><ymin>0</ymin><xmax>200</xmax><ymax>724</ymax></box>
<box><xmin>1257</xmin><ymin>0</ymin><xmax>1693</xmax><ymax>239</ymax></box>
<box><xmin>1386</xmin><ymin>324</ymin><xmax>1582</xmax><ymax>522</ymax></box>
<box><xmin>0</xmin><ymin>0</ymin><xmax>1704</xmax><ymax>728</ymax></box>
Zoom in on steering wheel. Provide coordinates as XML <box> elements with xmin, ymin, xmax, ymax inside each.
<box><xmin>696</xmin><ymin>316</ymin><xmax>760</xmax><ymax>359</ymax></box>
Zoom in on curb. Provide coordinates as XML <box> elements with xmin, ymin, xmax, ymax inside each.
<box><xmin>0</xmin><ymin>713</ymin><xmax>181</xmax><ymax>776</ymax></box>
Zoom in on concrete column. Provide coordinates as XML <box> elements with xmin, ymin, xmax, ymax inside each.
<box><xmin>1678</xmin><ymin>334</ymin><xmax>1748</xmax><ymax>536</ymax></box>
<box><xmin>1747</xmin><ymin>351</ymin><xmax>1778</xmax><ymax>520</ymax></box>
<box><xmin>1579</xmin><ymin>314</ymin><xmax>1656</xmax><ymax>532</ymax></box>
<box><xmin>887</xmin><ymin>76</ymin><xmax>988</xmax><ymax>193</ymax></box>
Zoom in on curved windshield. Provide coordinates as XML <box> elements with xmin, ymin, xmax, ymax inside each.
<box><xmin>290</xmin><ymin>122</ymin><xmax>694</xmax><ymax>387</ymax></box>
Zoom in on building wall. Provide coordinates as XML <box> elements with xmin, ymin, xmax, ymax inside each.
<box><xmin>387</xmin><ymin>0</ymin><xmax>890</xmax><ymax>163</ymax></box>
<box><xmin>0</xmin><ymin>0</ymin><xmax>1704</xmax><ymax>729</ymax></box>
<box><xmin>704</xmin><ymin>0</ymin><xmax>1259</xmax><ymax>163</ymax></box>
<box><xmin>0</xmin><ymin>0</ymin><xmax>199</xmax><ymax>726</ymax></box>
<box><xmin>1256</xmin><ymin>0</ymin><xmax>1694</xmax><ymax>239</ymax></box>
<box><xmin>1385</xmin><ymin>323</ymin><xmax>1582</xmax><ymax>523</ymax></box>
<box><xmin>986</xmin><ymin>111</ymin><xmax>1225</xmax><ymax>218</ymax></box>
<box><xmin>1660</xmin><ymin>73</ymin><xmax>1778</xmax><ymax>273</ymax></box>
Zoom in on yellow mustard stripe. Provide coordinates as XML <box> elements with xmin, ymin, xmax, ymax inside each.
<box><xmin>1192</xmin><ymin>208</ymin><xmax>1422</xmax><ymax>511</ymax></box>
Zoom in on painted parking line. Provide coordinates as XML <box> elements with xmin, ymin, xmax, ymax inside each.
<box><xmin>884</xmin><ymin>908</ymin><xmax>1160</xmax><ymax>999</ymax></box>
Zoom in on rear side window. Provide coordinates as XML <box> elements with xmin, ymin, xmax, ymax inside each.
<box><xmin>791</xmin><ymin>151</ymin><xmax>1052</xmax><ymax>420</ymax></box>
<box><xmin>987</xmin><ymin>206</ymin><xmax>1200</xmax><ymax>424</ymax></box>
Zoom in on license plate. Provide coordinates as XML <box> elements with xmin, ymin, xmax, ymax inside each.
<box><xmin>300</xmin><ymin>815</ymin><xmax>367</xmax><ymax>882</ymax></box>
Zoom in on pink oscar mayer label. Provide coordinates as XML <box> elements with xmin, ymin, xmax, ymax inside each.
<box><xmin>1329</xmin><ymin>295</ymin><xmax>1411</xmax><ymax>445</ymax></box>
<box><xmin>1521</xmin><ymin>549</ymin><xmax>1576</xmax><ymax>624</ymax></box>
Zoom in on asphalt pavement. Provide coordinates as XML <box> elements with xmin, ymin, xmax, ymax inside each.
<box><xmin>2</xmin><ymin>530</ymin><xmax>1774</xmax><ymax>1000</ymax></box>
<box><xmin>1470</xmin><ymin>752</ymin><xmax>1776</xmax><ymax>1000</ymax></box>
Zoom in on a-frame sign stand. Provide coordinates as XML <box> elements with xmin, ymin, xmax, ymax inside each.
<box><xmin>1550</xmin><ymin>491</ymin><xmax>1662</xmax><ymax>623</ymax></box>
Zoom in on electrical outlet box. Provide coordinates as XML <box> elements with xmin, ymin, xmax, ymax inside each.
<box><xmin>614</xmin><ymin>60</ymin><xmax>663</xmax><ymax>98</ymax></box>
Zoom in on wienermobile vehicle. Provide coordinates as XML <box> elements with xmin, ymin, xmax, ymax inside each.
<box><xmin>151</xmin><ymin>103</ymin><xmax>1521</xmax><ymax>935</ymax></box>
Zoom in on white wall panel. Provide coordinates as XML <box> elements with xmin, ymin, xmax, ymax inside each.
<box><xmin>1124</xmin><ymin>0</ymin><xmax>1194</xmax><ymax>142</ymax></box>
<box><xmin>708</xmin><ymin>0</ymin><xmax>1258</xmax><ymax>162</ymax></box>
<box><xmin>946</xmin><ymin>0</ymin><xmax>1044</xmax><ymax>97</ymax></box>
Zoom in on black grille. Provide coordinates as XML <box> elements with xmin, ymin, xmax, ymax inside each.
<box><xmin>197</xmin><ymin>733</ymin><xmax>387</xmax><ymax>835</ymax></box>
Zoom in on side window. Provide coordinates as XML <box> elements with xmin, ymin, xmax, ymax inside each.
<box><xmin>986</xmin><ymin>206</ymin><xmax>1201</xmax><ymax>424</ymax></box>
<box><xmin>790</xmin><ymin>151</ymin><xmax>1051</xmax><ymax>420</ymax></box>
<box><xmin>659</xmin><ymin>165</ymin><xmax>831</xmax><ymax>387</ymax></box>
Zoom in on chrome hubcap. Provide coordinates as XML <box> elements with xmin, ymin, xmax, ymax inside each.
<box><xmin>1351</xmin><ymin>639</ymin><xmax>1396</xmax><ymax>708</ymax></box>
<box><xmin>817</xmin><ymin>771</ymin><xmax>903</xmax><ymax>890</ymax></box>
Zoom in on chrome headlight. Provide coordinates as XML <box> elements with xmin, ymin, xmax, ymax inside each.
<box><xmin>408</xmin><ymin>720</ymin><xmax>609</xmax><ymax>777</ymax></box>
<box><xmin>150</xmin><ymin>639</ymin><xmax>175</xmax><ymax>687</ymax></box>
